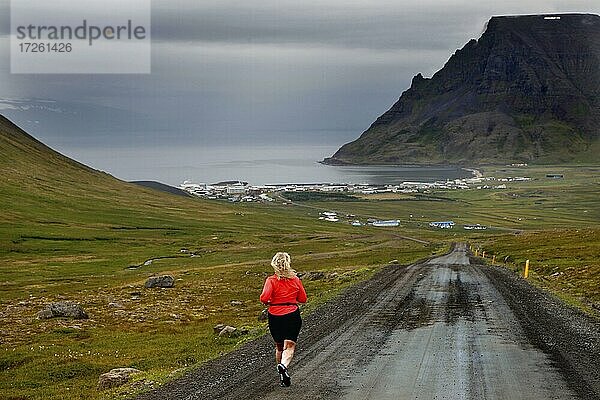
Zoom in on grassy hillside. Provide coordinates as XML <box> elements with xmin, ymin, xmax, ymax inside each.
<box><xmin>477</xmin><ymin>229</ymin><xmax>600</xmax><ymax>313</ymax></box>
<box><xmin>0</xmin><ymin>116</ymin><xmax>433</xmax><ymax>399</ymax></box>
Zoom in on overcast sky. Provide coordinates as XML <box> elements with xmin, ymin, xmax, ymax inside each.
<box><xmin>0</xmin><ymin>0</ymin><xmax>598</xmax><ymax>153</ymax></box>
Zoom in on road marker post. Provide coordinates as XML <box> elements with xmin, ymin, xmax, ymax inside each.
<box><xmin>524</xmin><ymin>259</ymin><xmax>530</xmax><ymax>279</ymax></box>
<box><xmin>482</xmin><ymin>251</ymin><xmax>486</xmax><ymax>258</ymax></box>
<box><xmin>492</xmin><ymin>255</ymin><xmax>496</xmax><ymax>265</ymax></box>
<box><xmin>475</xmin><ymin>249</ymin><xmax>479</xmax><ymax>257</ymax></box>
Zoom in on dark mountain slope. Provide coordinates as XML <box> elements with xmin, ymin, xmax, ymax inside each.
<box><xmin>325</xmin><ymin>14</ymin><xmax>600</xmax><ymax>165</ymax></box>
<box><xmin>131</xmin><ymin>181</ymin><xmax>191</xmax><ymax>197</ymax></box>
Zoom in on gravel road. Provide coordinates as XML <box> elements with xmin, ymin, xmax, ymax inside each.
<box><xmin>137</xmin><ymin>244</ymin><xmax>600</xmax><ymax>400</ymax></box>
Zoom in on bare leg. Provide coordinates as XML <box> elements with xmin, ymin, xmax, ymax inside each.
<box><xmin>281</xmin><ymin>340</ymin><xmax>296</xmax><ymax>368</ymax></box>
<box><xmin>275</xmin><ymin>342</ymin><xmax>284</xmax><ymax>364</ymax></box>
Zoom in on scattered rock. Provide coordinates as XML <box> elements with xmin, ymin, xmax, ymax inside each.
<box><xmin>108</xmin><ymin>302</ymin><xmax>124</xmax><ymax>308</ymax></box>
<box><xmin>214</xmin><ymin>324</ymin><xmax>246</xmax><ymax>338</ymax></box>
<box><xmin>299</xmin><ymin>271</ymin><xmax>325</xmax><ymax>281</ymax></box>
<box><xmin>389</xmin><ymin>259</ymin><xmax>399</xmax><ymax>264</ymax></box>
<box><xmin>97</xmin><ymin>367</ymin><xmax>143</xmax><ymax>390</ymax></box>
<box><xmin>218</xmin><ymin>326</ymin><xmax>238</xmax><ymax>337</ymax></box>
<box><xmin>129</xmin><ymin>291</ymin><xmax>142</xmax><ymax>300</ymax></box>
<box><xmin>230</xmin><ymin>300</ymin><xmax>243</xmax><ymax>306</ymax></box>
<box><xmin>37</xmin><ymin>301</ymin><xmax>88</xmax><ymax>320</ymax></box>
<box><xmin>145</xmin><ymin>275</ymin><xmax>175</xmax><ymax>288</ymax></box>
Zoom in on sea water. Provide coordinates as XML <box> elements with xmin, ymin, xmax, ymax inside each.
<box><xmin>62</xmin><ymin>143</ymin><xmax>470</xmax><ymax>186</ymax></box>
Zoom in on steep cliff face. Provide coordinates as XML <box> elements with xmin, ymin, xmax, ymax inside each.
<box><xmin>326</xmin><ymin>14</ymin><xmax>600</xmax><ymax>165</ymax></box>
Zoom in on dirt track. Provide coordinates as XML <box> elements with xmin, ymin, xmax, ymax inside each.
<box><xmin>137</xmin><ymin>243</ymin><xmax>600</xmax><ymax>400</ymax></box>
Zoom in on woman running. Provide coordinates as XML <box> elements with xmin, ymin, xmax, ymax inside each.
<box><xmin>260</xmin><ymin>252</ymin><xmax>307</xmax><ymax>387</ymax></box>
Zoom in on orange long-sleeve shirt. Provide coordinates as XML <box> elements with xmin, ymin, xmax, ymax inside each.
<box><xmin>260</xmin><ymin>275</ymin><xmax>307</xmax><ymax>316</ymax></box>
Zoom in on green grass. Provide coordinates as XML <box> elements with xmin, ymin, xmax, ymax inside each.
<box><xmin>281</xmin><ymin>191</ymin><xmax>359</xmax><ymax>202</ymax></box>
<box><xmin>475</xmin><ymin>229</ymin><xmax>600</xmax><ymax>313</ymax></box>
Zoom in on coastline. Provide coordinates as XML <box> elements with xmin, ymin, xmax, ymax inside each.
<box><xmin>463</xmin><ymin>167</ymin><xmax>483</xmax><ymax>178</ymax></box>
<box><xmin>320</xmin><ymin>157</ymin><xmax>483</xmax><ymax>180</ymax></box>
<box><xmin>317</xmin><ymin>157</ymin><xmax>483</xmax><ymax>178</ymax></box>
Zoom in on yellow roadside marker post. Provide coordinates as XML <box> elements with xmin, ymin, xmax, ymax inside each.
<box><xmin>492</xmin><ymin>255</ymin><xmax>496</xmax><ymax>265</ymax></box>
<box><xmin>475</xmin><ymin>249</ymin><xmax>479</xmax><ymax>257</ymax></box>
<box><xmin>482</xmin><ymin>251</ymin><xmax>486</xmax><ymax>258</ymax></box>
<box><xmin>524</xmin><ymin>259</ymin><xmax>530</xmax><ymax>279</ymax></box>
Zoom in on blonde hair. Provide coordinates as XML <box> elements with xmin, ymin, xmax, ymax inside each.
<box><xmin>271</xmin><ymin>252</ymin><xmax>296</xmax><ymax>279</ymax></box>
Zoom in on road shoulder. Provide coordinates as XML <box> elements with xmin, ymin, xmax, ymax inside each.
<box><xmin>481</xmin><ymin>263</ymin><xmax>600</xmax><ymax>399</ymax></box>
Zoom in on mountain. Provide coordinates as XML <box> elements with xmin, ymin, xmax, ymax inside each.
<box><xmin>325</xmin><ymin>14</ymin><xmax>600</xmax><ymax>165</ymax></box>
<box><xmin>131</xmin><ymin>181</ymin><xmax>191</xmax><ymax>197</ymax></box>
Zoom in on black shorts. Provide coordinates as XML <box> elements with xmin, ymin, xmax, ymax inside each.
<box><xmin>268</xmin><ymin>308</ymin><xmax>302</xmax><ymax>343</ymax></box>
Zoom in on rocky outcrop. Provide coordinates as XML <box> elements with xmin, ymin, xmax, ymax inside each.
<box><xmin>37</xmin><ymin>301</ymin><xmax>88</xmax><ymax>320</ymax></box>
<box><xmin>218</xmin><ymin>326</ymin><xmax>239</xmax><ymax>337</ymax></box>
<box><xmin>144</xmin><ymin>275</ymin><xmax>175</xmax><ymax>288</ymax></box>
<box><xmin>213</xmin><ymin>324</ymin><xmax>248</xmax><ymax>337</ymax></box>
<box><xmin>97</xmin><ymin>368</ymin><xmax>143</xmax><ymax>390</ymax></box>
<box><xmin>325</xmin><ymin>14</ymin><xmax>600</xmax><ymax>165</ymax></box>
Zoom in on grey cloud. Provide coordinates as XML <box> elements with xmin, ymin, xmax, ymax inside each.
<box><xmin>0</xmin><ymin>1</ymin><xmax>7</xmax><ymax>36</ymax></box>
<box><xmin>1</xmin><ymin>0</ymin><xmax>599</xmax><ymax>151</ymax></box>
<box><xmin>149</xmin><ymin>2</ymin><xmax>487</xmax><ymax>51</ymax></box>
<box><xmin>149</xmin><ymin>0</ymin><xmax>599</xmax><ymax>50</ymax></box>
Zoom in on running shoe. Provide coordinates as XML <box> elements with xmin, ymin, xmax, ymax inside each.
<box><xmin>277</xmin><ymin>363</ymin><xmax>291</xmax><ymax>387</ymax></box>
<box><xmin>277</xmin><ymin>365</ymin><xmax>285</xmax><ymax>387</ymax></box>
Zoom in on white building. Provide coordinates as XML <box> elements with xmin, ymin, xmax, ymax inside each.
<box><xmin>226</xmin><ymin>185</ymin><xmax>247</xmax><ymax>195</ymax></box>
<box><xmin>429</xmin><ymin>221</ymin><xmax>455</xmax><ymax>229</ymax></box>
